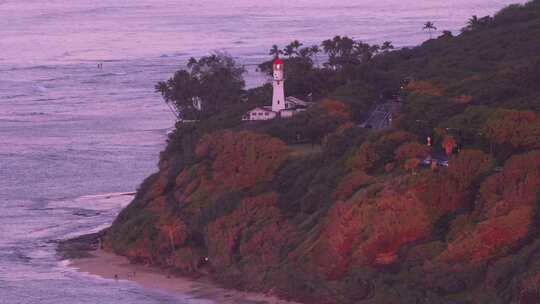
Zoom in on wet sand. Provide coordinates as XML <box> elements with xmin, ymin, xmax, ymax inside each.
<box><xmin>69</xmin><ymin>249</ymin><xmax>299</xmax><ymax>304</ymax></box>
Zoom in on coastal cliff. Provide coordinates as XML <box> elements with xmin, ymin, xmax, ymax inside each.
<box><xmin>103</xmin><ymin>2</ymin><xmax>540</xmax><ymax>303</ymax></box>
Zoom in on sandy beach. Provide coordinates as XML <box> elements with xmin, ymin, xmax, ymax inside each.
<box><xmin>69</xmin><ymin>249</ymin><xmax>299</xmax><ymax>304</ymax></box>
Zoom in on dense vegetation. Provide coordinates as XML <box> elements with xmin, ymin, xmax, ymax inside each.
<box><xmin>107</xmin><ymin>2</ymin><xmax>540</xmax><ymax>303</ymax></box>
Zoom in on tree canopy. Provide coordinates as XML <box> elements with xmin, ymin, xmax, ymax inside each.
<box><xmin>156</xmin><ymin>52</ymin><xmax>246</xmax><ymax>120</ymax></box>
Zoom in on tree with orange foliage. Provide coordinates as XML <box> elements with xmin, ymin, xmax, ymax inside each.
<box><xmin>482</xmin><ymin>109</ymin><xmax>540</xmax><ymax>153</ymax></box>
<box><xmin>318</xmin><ymin>99</ymin><xmax>351</xmax><ymax>120</ymax></box>
<box><xmin>442</xmin><ymin>136</ymin><xmax>457</xmax><ymax>156</ymax></box>
<box><xmin>333</xmin><ymin>170</ymin><xmax>373</xmax><ymax>201</ymax></box>
<box><xmin>296</xmin><ymin>99</ymin><xmax>351</xmax><ymax>145</ymax></box>
<box><xmin>322</xmin><ymin>122</ymin><xmax>354</xmax><ymax>149</ymax></box>
<box><xmin>346</xmin><ymin>142</ymin><xmax>380</xmax><ymax>171</ymax></box>
<box><xmin>439</xmin><ymin>150</ymin><xmax>540</xmax><ymax>264</ymax></box>
<box><xmin>207</xmin><ymin>192</ymin><xmax>285</xmax><ymax>268</ymax></box>
<box><xmin>453</xmin><ymin>95</ymin><xmax>473</xmax><ymax>104</ymax></box>
<box><xmin>195</xmin><ymin>130</ymin><xmax>289</xmax><ymax>192</ymax></box>
<box><xmin>157</xmin><ymin>217</ymin><xmax>188</xmax><ymax>252</ymax></box>
<box><xmin>445</xmin><ymin>149</ymin><xmax>492</xmax><ymax>191</ymax></box>
<box><xmin>346</xmin><ymin>131</ymin><xmax>413</xmax><ymax>172</ymax></box>
<box><xmin>404</xmin><ymin>158</ymin><xmax>421</xmax><ymax>174</ymax></box>
<box><xmin>406</xmin><ymin>80</ymin><xmax>443</xmax><ymax>97</ymax></box>
<box><xmin>394</xmin><ymin>142</ymin><xmax>431</xmax><ymax>161</ymax></box>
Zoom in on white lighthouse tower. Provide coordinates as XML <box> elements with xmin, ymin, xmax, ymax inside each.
<box><xmin>272</xmin><ymin>57</ymin><xmax>286</xmax><ymax>113</ymax></box>
<box><xmin>242</xmin><ymin>56</ymin><xmax>311</xmax><ymax>121</ymax></box>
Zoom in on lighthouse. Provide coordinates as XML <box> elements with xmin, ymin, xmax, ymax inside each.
<box><xmin>272</xmin><ymin>57</ymin><xmax>286</xmax><ymax>113</ymax></box>
<box><xmin>242</xmin><ymin>56</ymin><xmax>311</xmax><ymax>121</ymax></box>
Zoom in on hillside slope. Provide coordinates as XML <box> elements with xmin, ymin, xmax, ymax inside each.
<box><xmin>105</xmin><ymin>2</ymin><xmax>540</xmax><ymax>303</ymax></box>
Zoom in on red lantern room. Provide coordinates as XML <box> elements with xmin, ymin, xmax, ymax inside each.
<box><xmin>273</xmin><ymin>57</ymin><xmax>283</xmax><ymax>71</ymax></box>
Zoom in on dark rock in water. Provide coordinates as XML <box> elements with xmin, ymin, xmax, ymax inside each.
<box><xmin>56</xmin><ymin>230</ymin><xmax>108</xmax><ymax>260</ymax></box>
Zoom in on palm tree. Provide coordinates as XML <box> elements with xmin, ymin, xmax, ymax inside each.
<box><xmin>468</xmin><ymin>15</ymin><xmax>479</xmax><ymax>28</ymax></box>
<box><xmin>335</xmin><ymin>36</ymin><xmax>355</xmax><ymax>66</ymax></box>
<box><xmin>353</xmin><ymin>41</ymin><xmax>372</xmax><ymax>63</ymax></box>
<box><xmin>461</xmin><ymin>15</ymin><xmax>479</xmax><ymax>32</ymax></box>
<box><xmin>299</xmin><ymin>47</ymin><xmax>311</xmax><ymax>59</ymax></box>
<box><xmin>269</xmin><ymin>44</ymin><xmax>282</xmax><ymax>58</ymax></box>
<box><xmin>370</xmin><ymin>44</ymin><xmax>380</xmax><ymax>54</ymax></box>
<box><xmin>310</xmin><ymin>44</ymin><xmax>321</xmax><ymax>67</ymax></box>
<box><xmin>463</xmin><ymin>15</ymin><xmax>492</xmax><ymax>32</ymax></box>
<box><xmin>423</xmin><ymin>21</ymin><xmax>437</xmax><ymax>39</ymax></box>
<box><xmin>337</xmin><ymin>36</ymin><xmax>355</xmax><ymax>57</ymax></box>
<box><xmin>290</xmin><ymin>40</ymin><xmax>303</xmax><ymax>50</ymax></box>
<box><xmin>283</xmin><ymin>40</ymin><xmax>303</xmax><ymax>58</ymax></box>
<box><xmin>322</xmin><ymin>38</ymin><xmax>338</xmax><ymax>68</ymax></box>
<box><xmin>283</xmin><ymin>44</ymin><xmax>296</xmax><ymax>58</ymax></box>
<box><xmin>381</xmin><ymin>41</ymin><xmax>394</xmax><ymax>52</ymax></box>
<box><xmin>310</xmin><ymin>44</ymin><xmax>321</xmax><ymax>56</ymax></box>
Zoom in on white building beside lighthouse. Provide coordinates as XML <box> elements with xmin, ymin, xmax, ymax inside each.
<box><xmin>243</xmin><ymin>57</ymin><xmax>310</xmax><ymax>121</ymax></box>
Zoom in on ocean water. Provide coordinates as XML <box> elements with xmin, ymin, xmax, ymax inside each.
<box><xmin>0</xmin><ymin>0</ymin><xmax>527</xmax><ymax>303</ymax></box>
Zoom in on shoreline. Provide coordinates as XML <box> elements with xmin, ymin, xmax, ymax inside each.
<box><xmin>59</xmin><ymin>234</ymin><xmax>299</xmax><ymax>304</ymax></box>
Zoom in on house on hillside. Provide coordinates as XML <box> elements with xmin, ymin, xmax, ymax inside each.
<box><xmin>243</xmin><ymin>58</ymin><xmax>312</xmax><ymax>121</ymax></box>
<box><xmin>421</xmin><ymin>153</ymin><xmax>449</xmax><ymax>167</ymax></box>
<box><xmin>243</xmin><ymin>106</ymin><xmax>277</xmax><ymax>121</ymax></box>
<box><xmin>243</xmin><ymin>97</ymin><xmax>309</xmax><ymax>121</ymax></box>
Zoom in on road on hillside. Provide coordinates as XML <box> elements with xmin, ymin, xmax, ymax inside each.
<box><xmin>360</xmin><ymin>102</ymin><xmax>401</xmax><ymax>129</ymax></box>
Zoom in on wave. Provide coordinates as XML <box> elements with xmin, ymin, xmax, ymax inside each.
<box><xmin>98</xmin><ymin>72</ymin><xmax>127</xmax><ymax>77</ymax></box>
<box><xmin>79</xmin><ymin>192</ymin><xmax>136</xmax><ymax>199</ymax></box>
<box><xmin>40</xmin><ymin>76</ymin><xmax>71</xmax><ymax>83</ymax></box>
<box><xmin>43</xmin><ymin>192</ymin><xmax>134</xmax><ymax>226</ymax></box>
<box><xmin>15</xmin><ymin>112</ymin><xmax>47</xmax><ymax>116</ymax></box>
<box><xmin>6</xmin><ymin>65</ymin><xmax>60</xmax><ymax>72</ymax></box>
<box><xmin>32</xmin><ymin>85</ymin><xmax>48</xmax><ymax>93</ymax></box>
<box><xmin>0</xmin><ymin>94</ymin><xmax>28</xmax><ymax>100</ymax></box>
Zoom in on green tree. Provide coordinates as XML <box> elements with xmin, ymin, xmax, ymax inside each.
<box><xmin>282</xmin><ymin>45</ymin><xmax>294</xmax><ymax>58</ymax></box>
<box><xmin>381</xmin><ymin>41</ymin><xmax>394</xmax><ymax>52</ymax></box>
<box><xmin>440</xmin><ymin>30</ymin><xmax>454</xmax><ymax>38</ymax></box>
<box><xmin>321</xmin><ymin>36</ymin><xmax>381</xmax><ymax>70</ymax></box>
<box><xmin>322</xmin><ymin>36</ymin><xmax>359</xmax><ymax>69</ymax></box>
<box><xmin>299</xmin><ymin>47</ymin><xmax>311</xmax><ymax>59</ymax></box>
<box><xmin>293</xmin><ymin>100</ymin><xmax>351</xmax><ymax>145</ymax></box>
<box><xmin>321</xmin><ymin>37</ymin><xmax>338</xmax><ymax>67</ymax></box>
<box><xmin>462</xmin><ymin>15</ymin><xmax>493</xmax><ymax>32</ymax></box>
<box><xmin>290</xmin><ymin>40</ymin><xmax>303</xmax><ymax>51</ymax></box>
<box><xmin>155</xmin><ymin>52</ymin><xmax>246</xmax><ymax>120</ymax></box>
<box><xmin>354</xmin><ymin>41</ymin><xmax>378</xmax><ymax>63</ymax></box>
